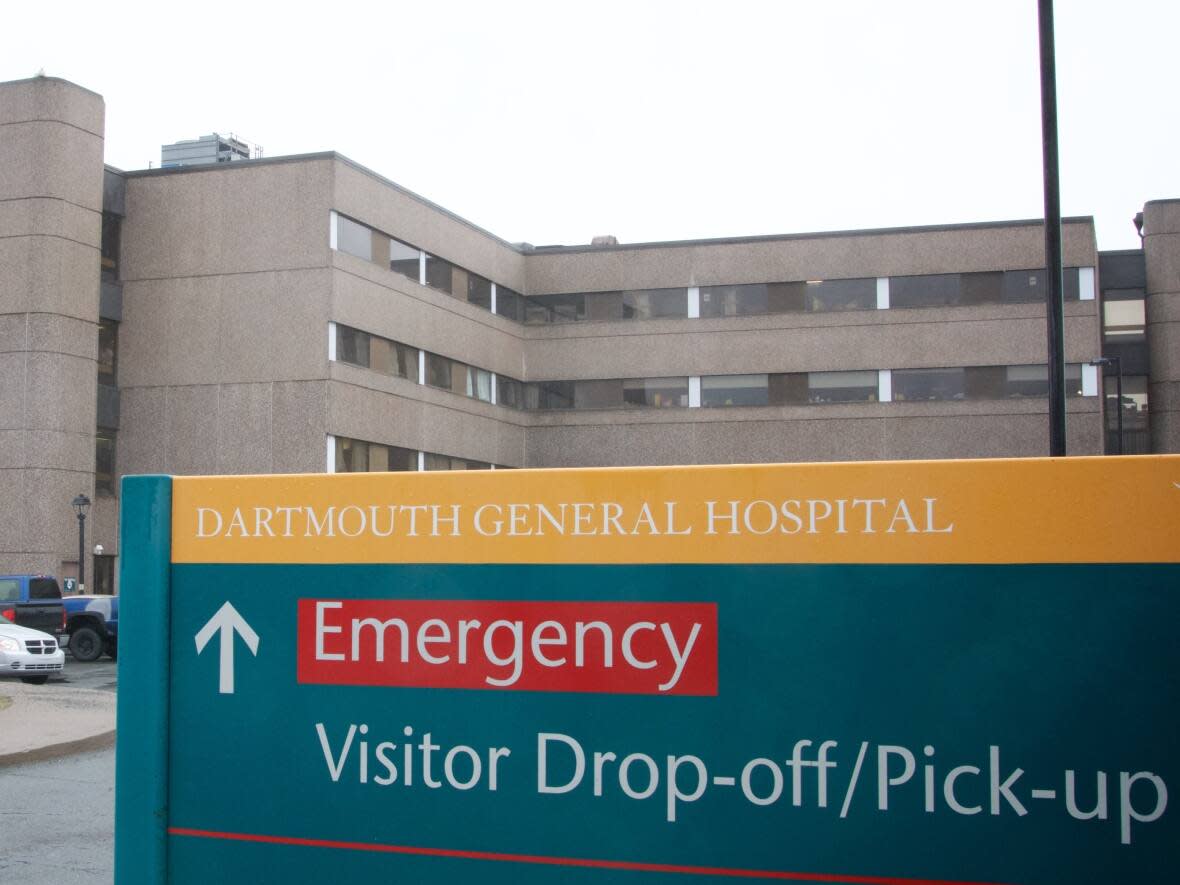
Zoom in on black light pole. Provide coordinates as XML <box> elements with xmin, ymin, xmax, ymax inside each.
<box><xmin>1038</xmin><ymin>0</ymin><xmax>1067</xmax><ymax>456</ymax></box>
<box><xmin>1090</xmin><ymin>357</ymin><xmax>1124</xmax><ymax>455</ymax></box>
<box><xmin>72</xmin><ymin>494</ymin><xmax>90</xmax><ymax>591</ymax></box>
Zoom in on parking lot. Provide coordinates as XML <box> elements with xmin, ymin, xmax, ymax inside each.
<box><xmin>53</xmin><ymin>655</ymin><xmax>118</xmax><ymax>692</ymax></box>
<box><xmin>0</xmin><ymin>654</ymin><xmax>117</xmax><ymax>885</ymax></box>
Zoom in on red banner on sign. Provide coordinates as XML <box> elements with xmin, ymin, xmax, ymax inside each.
<box><xmin>297</xmin><ymin>599</ymin><xmax>717</xmax><ymax>695</ymax></box>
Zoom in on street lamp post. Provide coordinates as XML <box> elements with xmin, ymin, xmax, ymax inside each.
<box><xmin>72</xmin><ymin>494</ymin><xmax>91</xmax><ymax>592</ymax></box>
<box><xmin>1090</xmin><ymin>357</ymin><xmax>1123</xmax><ymax>456</ymax></box>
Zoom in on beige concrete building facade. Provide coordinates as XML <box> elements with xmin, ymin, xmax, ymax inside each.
<box><xmin>1</xmin><ymin>76</ymin><xmax>1174</xmax><ymax>589</ymax></box>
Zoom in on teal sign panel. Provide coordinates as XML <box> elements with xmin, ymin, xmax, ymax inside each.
<box><xmin>114</xmin><ymin>464</ymin><xmax>1180</xmax><ymax>885</ymax></box>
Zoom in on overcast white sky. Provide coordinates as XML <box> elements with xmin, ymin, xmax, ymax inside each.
<box><xmin>3</xmin><ymin>0</ymin><xmax>1175</xmax><ymax>250</ymax></box>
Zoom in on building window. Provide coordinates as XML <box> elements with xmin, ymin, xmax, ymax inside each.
<box><xmin>467</xmin><ymin>367</ymin><xmax>493</xmax><ymax>403</ymax></box>
<box><xmin>804</xmin><ymin>278</ymin><xmax>876</xmax><ymax>312</ymax></box>
<box><xmin>807</xmin><ymin>371</ymin><xmax>878</xmax><ymax>404</ymax></box>
<box><xmin>1103</xmin><ymin>296</ymin><xmax>1146</xmax><ymax>342</ymax></box>
<box><xmin>336</xmin><ymin>325</ymin><xmax>370</xmax><ymax>367</ymax></box>
<box><xmin>495</xmin><ymin>287</ymin><xmax>523</xmax><ymax>322</ymax></box>
<box><xmin>892</xmin><ymin>368</ymin><xmax>968</xmax><ymax>402</ymax></box>
<box><xmin>389</xmin><ymin>238</ymin><xmax>421</xmax><ymax>280</ymax></box>
<box><xmin>92</xmin><ymin>555</ymin><xmax>116</xmax><ymax>596</ymax></box>
<box><xmin>1105</xmin><ymin>374</ymin><xmax>1151</xmax><ymax>454</ymax></box>
<box><xmin>100</xmin><ymin>213</ymin><xmax>121</xmax><ymax>282</ymax></box>
<box><xmin>334</xmin><ymin>325</ymin><xmax>419</xmax><ymax>380</ymax></box>
<box><xmin>890</xmin><ymin>268</ymin><xmax>1081</xmax><ymax>309</ymax></box>
<box><xmin>525</xmin><ymin>380</ymin><xmax>576</xmax><ymax>410</ymax></box>
<box><xmin>496</xmin><ymin>375</ymin><xmax>523</xmax><ymax>409</ymax></box>
<box><xmin>701</xmin><ymin>374</ymin><xmax>770</xmax><ymax>407</ymax></box>
<box><xmin>98</xmin><ymin>319</ymin><xmax>118</xmax><ymax>383</ymax></box>
<box><xmin>95</xmin><ymin>431</ymin><xmax>116</xmax><ymax>495</ymax></box>
<box><xmin>621</xmin><ymin>289</ymin><xmax>687</xmax><ymax>319</ymax></box>
<box><xmin>623</xmin><ymin>377</ymin><xmax>688</xmax><ymax>408</ymax></box>
<box><xmin>699</xmin><ymin>279</ymin><xmax>875</xmax><ymax>317</ymax></box>
<box><xmin>467</xmin><ymin>275</ymin><xmax>493</xmax><ymax>311</ymax></box>
<box><xmin>335</xmin><ymin>215</ymin><xmax>372</xmax><ymax>261</ymax></box>
<box><xmin>424</xmin><ymin>254</ymin><xmax>458</xmax><ymax>296</ymax></box>
<box><xmin>424</xmin><ymin>352</ymin><xmax>455</xmax><ymax>391</ymax></box>
<box><xmin>423</xmin><ymin>453</ymin><xmax>492</xmax><ymax>471</ymax></box>
<box><xmin>334</xmin><ymin>437</ymin><xmax>417</xmax><ymax>473</ymax></box>
<box><xmin>525</xmin><ymin>293</ymin><xmax>585</xmax><ymax>324</ymax></box>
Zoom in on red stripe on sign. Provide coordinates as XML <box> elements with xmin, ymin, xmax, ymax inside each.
<box><xmin>296</xmin><ymin>599</ymin><xmax>717</xmax><ymax>695</ymax></box>
<box><xmin>167</xmin><ymin>827</ymin><xmax>1012</xmax><ymax>885</ymax></box>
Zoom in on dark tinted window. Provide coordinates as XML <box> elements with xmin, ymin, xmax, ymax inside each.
<box><xmin>30</xmin><ymin>578</ymin><xmax>62</xmax><ymax>600</ymax></box>
<box><xmin>623</xmin><ymin>377</ymin><xmax>688</xmax><ymax>408</ymax></box>
<box><xmin>701</xmin><ymin>374</ymin><xmax>770</xmax><ymax>407</ymax></box>
<box><xmin>96</xmin><ymin>432</ymin><xmax>116</xmax><ymax>494</ymax></box>
<box><xmin>893</xmin><ymin>368</ymin><xmax>967</xmax><ymax>402</ymax></box>
<box><xmin>336</xmin><ymin>215</ymin><xmax>372</xmax><ymax>261</ymax></box>
<box><xmin>389</xmin><ymin>239</ymin><xmax>420</xmax><ymax>280</ymax></box>
<box><xmin>497</xmin><ymin>375</ymin><xmax>522</xmax><ymax>409</ymax></box>
<box><xmin>337</xmin><ymin>325</ymin><xmax>370</xmax><ymax>367</ymax></box>
<box><xmin>98</xmin><ymin>319</ymin><xmax>118</xmax><ymax>383</ymax></box>
<box><xmin>495</xmin><ymin>287</ymin><xmax>523</xmax><ymax>322</ymax></box>
<box><xmin>621</xmin><ymin>288</ymin><xmax>687</xmax><ymax>319</ymax></box>
<box><xmin>804</xmin><ymin>278</ymin><xmax>875</xmax><ymax>312</ymax></box>
<box><xmin>808</xmin><ymin>371</ymin><xmax>878</xmax><ymax>404</ymax></box>
<box><xmin>101</xmin><ymin>212</ymin><xmax>121</xmax><ymax>281</ymax></box>
<box><xmin>468</xmin><ymin>275</ymin><xmax>493</xmax><ymax>310</ymax></box>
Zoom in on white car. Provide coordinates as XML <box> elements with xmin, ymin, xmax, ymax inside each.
<box><xmin>0</xmin><ymin>621</ymin><xmax>65</xmax><ymax>685</ymax></box>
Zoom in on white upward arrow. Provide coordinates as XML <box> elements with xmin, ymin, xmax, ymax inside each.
<box><xmin>194</xmin><ymin>602</ymin><xmax>260</xmax><ymax>695</ymax></box>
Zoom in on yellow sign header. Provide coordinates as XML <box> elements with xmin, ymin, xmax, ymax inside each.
<box><xmin>169</xmin><ymin>456</ymin><xmax>1180</xmax><ymax>565</ymax></box>
<box><xmin>168</xmin><ymin>457</ymin><xmax>1180</xmax><ymax>568</ymax></box>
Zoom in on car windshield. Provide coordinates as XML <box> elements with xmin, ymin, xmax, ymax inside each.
<box><xmin>29</xmin><ymin>578</ymin><xmax>61</xmax><ymax>600</ymax></box>
<box><xmin>0</xmin><ymin>579</ymin><xmax>17</xmax><ymax>603</ymax></box>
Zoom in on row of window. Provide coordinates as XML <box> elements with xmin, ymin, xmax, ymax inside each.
<box><xmin>525</xmin><ymin>365</ymin><xmax>1086</xmax><ymax>410</ymax></box>
<box><xmin>523</xmin><ymin>269</ymin><xmax>1086</xmax><ymax>325</ymax></box>
<box><xmin>331</xmin><ymin>212</ymin><xmax>1095</xmax><ymax>327</ymax></box>
<box><xmin>334</xmin><ymin>323</ymin><xmax>1089</xmax><ymax>412</ymax></box>
<box><xmin>333</xmin><ymin>436</ymin><xmax>498</xmax><ymax>473</ymax></box>
<box><xmin>334</xmin><ymin>213</ymin><xmax>526</xmax><ymax>321</ymax></box>
<box><xmin>335</xmin><ymin>324</ymin><xmax>497</xmax><ymax>403</ymax></box>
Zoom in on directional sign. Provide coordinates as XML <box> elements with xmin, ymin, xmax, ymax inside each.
<box><xmin>194</xmin><ymin>602</ymin><xmax>259</xmax><ymax>694</ymax></box>
<box><xmin>114</xmin><ymin>457</ymin><xmax>1180</xmax><ymax>885</ymax></box>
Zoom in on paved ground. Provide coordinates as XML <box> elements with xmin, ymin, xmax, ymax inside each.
<box><xmin>0</xmin><ymin>746</ymin><xmax>114</xmax><ymax>885</ymax></box>
<box><xmin>0</xmin><ymin>658</ymin><xmax>117</xmax><ymax>763</ymax></box>
<box><xmin>0</xmin><ymin>658</ymin><xmax>118</xmax><ymax>885</ymax></box>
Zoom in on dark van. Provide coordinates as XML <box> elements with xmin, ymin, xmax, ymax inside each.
<box><xmin>0</xmin><ymin>575</ymin><xmax>67</xmax><ymax>640</ymax></box>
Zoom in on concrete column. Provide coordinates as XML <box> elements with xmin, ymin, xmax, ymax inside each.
<box><xmin>1143</xmin><ymin>199</ymin><xmax>1180</xmax><ymax>453</ymax></box>
<box><xmin>0</xmin><ymin>77</ymin><xmax>104</xmax><ymax>579</ymax></box>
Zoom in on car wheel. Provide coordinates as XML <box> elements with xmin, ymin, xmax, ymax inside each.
<box><xmin>71</xmin><ymin>626</ymin><xmax>104</xmax><ymax>662</ymax></box>
<box><xmin>20</xmin><ymin>675</ymin><xmax>49</xmax><ymax>685</ymax></box>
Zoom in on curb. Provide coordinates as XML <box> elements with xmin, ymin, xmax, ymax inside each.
<box><xmin>0</xmin><ymin>729</ymin><xmax>116</xmax><ymax>769</ymax></box>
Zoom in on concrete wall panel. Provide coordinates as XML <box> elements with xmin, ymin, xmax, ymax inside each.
<box><xmin>24</xmin><ymin>352</ymin><xmax>96</xmax><ymax>432</ymax></box>
<box><xmin>0</xmin><ymin>197</ymin><xmax>100</xmax><ymax>248</ymax></box>
<box><xmin>120</xmin><ymin>158</ymin><xmax>333</xmax><ymax>281</ymax></box>
<box><xmin>1144</xmin><ymin>199</ymin><xmax>1180</xmax><ymax>453</ymax></box>
<box><xmin>327</xmin><ymin>374</ymin><xmax>525</xmax><ymax>467</ymax></box>
<box><xmin>216</xmin><ymin>383</ymin><xmax>276</xmax><ymax>474</ymax></box>
<box><xmin>0</xmin><ymin>235</ymin><xmax>99</xmax><ymax>319</ymax></box>
<box><xmin>522</xmin><ymin>306</ymin><xmax>1100</xmax><ymax>379</ymax></box>
<box><xmin>119</xmin><ymin>268</ymin><xmax>330</xmax><ymax>387</ymax></box>
<box><xmin>523</xmin><ymin>221</ymin><xmax>1098</xmax><ymax>295</ymax></box>
<box><xmin>0</xmin><ymin>77</ymin><xmax>104</xmax><ymax>135</ymax></box>
<box><xmin>333</xmin><ymin>159</ymin><xmax>527</xmax><ymax>294</ymax></box>
<box><xmin>332</xmin><ymin>258</ymin><xmax>524</xmax><ymax>378</ymax></box>
<box><xmin>165</xmin><ymin>386</ymin><xmax>220</xmax><ymax>476</ymax></box>
<box><xmin>272</xmin><ymin>381</ymin><xmax>330</xmax><ymax>473</ymax></box>
<box><xmin>0</xmin><ymin>120</ymin><xmax>103</xmax><ymax>210</ymax></box>
<box><xmin>116</xmin><ymin>387</ymin><xmax>168</xmax><ymax>476</ymax></box>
